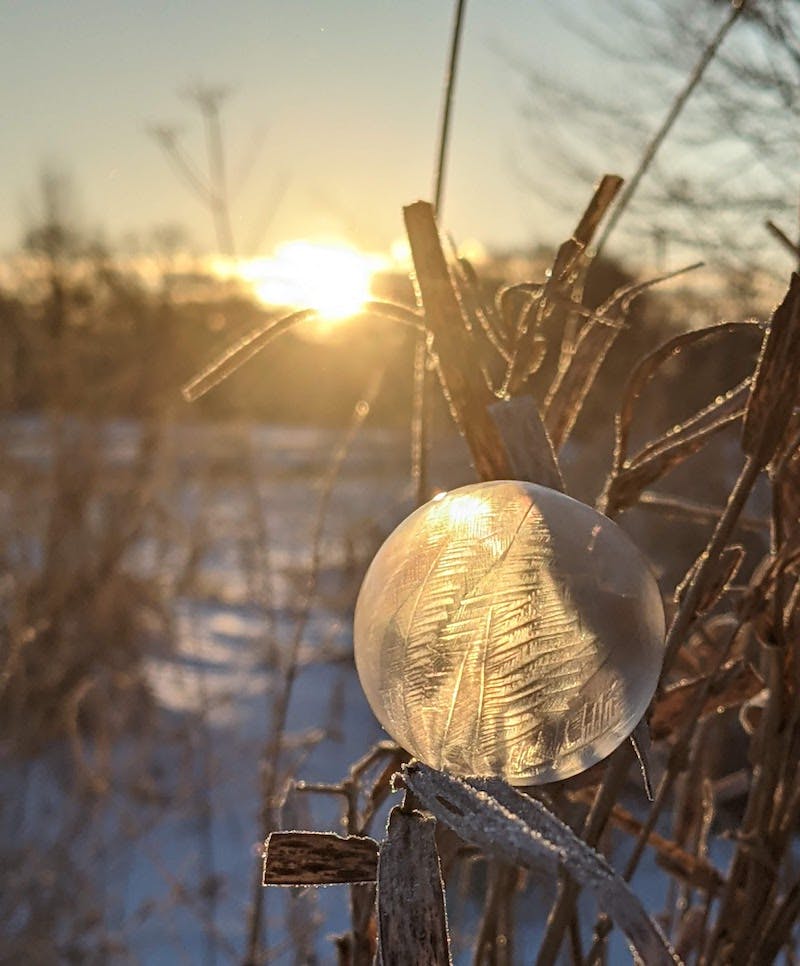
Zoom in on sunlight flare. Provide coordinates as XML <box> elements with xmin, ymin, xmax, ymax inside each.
<box><xmin>225</xmin><ymin>240</ymin><xmax>389</xmax><ymax>326</ymax></box>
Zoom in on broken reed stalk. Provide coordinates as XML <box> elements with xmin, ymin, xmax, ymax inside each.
<box><xmin>272</xmin><ymin>742</ymin><xmax>407</xmax><ymax>961</ymax></box>
<box><xmin>404</xmin><ymin>201</ymin><xmax>514</xmax><ymax>482</ymax></box>
<box><xmin>503</xmin><ymin>174</ymin><xmax>623</xmax><ymax>400</ymax></box>
<box><xmin>404</xmin><ymin>200</ymin><xmax>568</xmax><ymax>491</ymax></box>
<box><xmin>377</xmin><ymin>806</ymin><xmax>451</xmax><ymax>965</ymax></box>
<box><xmin>262</xmin><ymin>832</ymin><xmax>379</xmax><ymax>886</ymax></box>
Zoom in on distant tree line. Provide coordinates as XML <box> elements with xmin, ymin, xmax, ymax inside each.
<box><xmin>0</xmin><ymin>167</ymin><xmax>762</xmax><ymax>434</ymax></box>
<box><xmin>0</xmin><ymin>246</ymin><xmax>425</xmax><ymax>426</ymax></box>
<box><xmin>0</xmin><ymin>241</ymin><xmax>762</xmax><ymax>437</ymax></box>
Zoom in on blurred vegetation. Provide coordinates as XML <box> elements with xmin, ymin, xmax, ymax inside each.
<box><xmin>0</xmin><ymin>161</ymin><xmax>785</xmax><ymax>963</ymax></box>
<box><xmin>0</xmin><ymin>228</ymin><xmax>766</xmax><ymax>431</ymax></box>
<box><xmin>2</xmin><ymin>0</ymin><xmax>798</xmax><ymax>959</ymax></box>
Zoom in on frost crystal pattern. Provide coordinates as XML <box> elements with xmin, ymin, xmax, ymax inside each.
<box><xmin>354</xmin><ymin>481</ymin><xmax>666</xmax><ymax>784</ymax></box>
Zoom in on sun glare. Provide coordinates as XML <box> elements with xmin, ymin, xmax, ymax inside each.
<box><xmin>231</xmin><ymin>240</ymin><xmax>386</xmax><ymax>325</ymax></box>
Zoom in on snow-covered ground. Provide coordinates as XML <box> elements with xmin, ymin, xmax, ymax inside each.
<box><xmin>1</xmin><ymin>417</ymin><xmax>419</xmax><ymax>963</ymax></box>
<box><xmin>0</xmin><ymin>415</ymin><xmax>760</xmax><ymax>963</ymax></box>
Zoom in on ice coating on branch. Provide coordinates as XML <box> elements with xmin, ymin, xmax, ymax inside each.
<box><xmin>354</xmin><ymin>481</ymin><xmax>666</xmax><ymax>785</ymax></box>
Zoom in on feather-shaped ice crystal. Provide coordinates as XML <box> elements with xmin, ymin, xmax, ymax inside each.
<box><xmin>354</xmin><ymin>481</ymin><xmax>665</xmax><ymax>785</ymax></box>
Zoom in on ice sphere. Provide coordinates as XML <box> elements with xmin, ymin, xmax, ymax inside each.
<box><xmin>354</xmin><ymin>481</ymin><xmax>665</xmax><ymax>785</ymax></box>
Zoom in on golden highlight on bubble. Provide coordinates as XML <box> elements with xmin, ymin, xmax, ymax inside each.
<box><xmin>354</xmin><ymin>481</ymin><xmax>666</xmax><ymax>785</ymax></box>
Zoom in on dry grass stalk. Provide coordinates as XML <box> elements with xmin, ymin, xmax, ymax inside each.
<box><xmin>600</xmin><ymin>323</ymin><xmax>759</xmax><ymax>517</ymax></box>
<box><xmin>377</xmin><ymin>806</ymin><xmax>451</xmax><ymax>965</ymax></box>
<box><xmin>648</xmin><ymin>659</ymin><xmax>763</xmax><ymax>742</ymax></box>
<box><xmin>593</xmin><ymin>0</ymin><xmax>748</xmax><ymax>258</ymax></box>
<box><xmin>765</xmin><ymin>219</ymin><xmax>800</xmax><ymax>262</ymax></box>
<box><xmin>566</xmin><ymin>789</ymin><xmax>725</xmax><ymax>897</ymax></box>
<box><xmin>503</xmin><ymin>174</ymin><xmax>623</xmax><ymax>401</ymax></box>
<box><xmin>543</xmin><ymin>260</ymin><xmax>702</xmax><ymax>452</ymax></box>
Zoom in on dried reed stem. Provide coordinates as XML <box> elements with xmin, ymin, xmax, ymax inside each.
<box><xmin>412</xmin><ymin>0</ymin><xmax>468</xmax><ymax>506</ymax></box>
<box><xmin>595</xmin><ymin>0</ymin><xmax>747</xmax><ymax>257</ymax></box>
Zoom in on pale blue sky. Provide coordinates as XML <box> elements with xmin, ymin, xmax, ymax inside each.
<box><xmin>5</xmin><ymin>0</ymin><xmax>787</xmax><ymax>275</ymax></box>
<box><xmin>1</xmin><ymin>1</ymin><xmax>614</xmax><ymax>257</ymax></box>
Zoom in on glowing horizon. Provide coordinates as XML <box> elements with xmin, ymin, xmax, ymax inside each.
<box><xmin>214</xmin><ymin>240</ymin><xmax>391</xmax><ymax>328</ymax></box>
<box><xmin>211</xmin><ymin>235</ymin><xmax>489</xmax><ymax>320</ymax></box>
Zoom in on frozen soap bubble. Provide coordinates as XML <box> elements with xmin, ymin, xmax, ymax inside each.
<box><xmin>354</xmin><ymin>481</ymin><xmax>665</xmax><ymax>785</ymax></box>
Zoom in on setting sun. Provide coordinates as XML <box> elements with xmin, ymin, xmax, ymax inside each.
<box><xmin>229</xmin><ymin>240</ymin><xmax>387</xmax><ymax>324</ymax></box>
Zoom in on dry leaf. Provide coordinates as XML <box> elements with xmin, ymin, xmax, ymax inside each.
<box><xmin>650</xmin><ymin>660</ymin><xmax>764</xmax><ymax>742</ymax></box>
